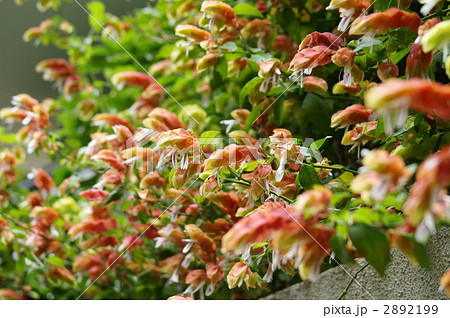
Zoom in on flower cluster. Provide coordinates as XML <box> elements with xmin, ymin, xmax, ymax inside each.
<box><xmin>0</xmin><ymin>0</ymin><xmax>449</xmax><ymax>300</ymax></box>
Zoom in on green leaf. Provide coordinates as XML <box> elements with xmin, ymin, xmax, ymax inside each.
<box><xmin>235</xmin><ymin>207</ymin><xmax>255</xmax><ymax>217</ymax></box>
<box><xmin>414</xmin><ymin>113</ymin><xmax>426</xmax><ymax>132</ymax></box>
<box><xmin>0</xmin><ymin>126</ymin><xmax>16</xmax><ymax>144</ymax></box>
<box><xmin>375</xmin><ymin>115</ymin><xmax>384</xmax><ymax>138</ymax></box>
<box><xmin>267</xmin><ymin>86</ymin><xmax>285</xmax><ymax>96</ymax></box>
<box><xmin>101</xmin><ymin>188</ymin><xmax>124</xmax><ymax>205</ymax></box>
<box><xmin>215</xmin><ymin>57</ymin><xmax>228</xmax><ymax>80</ymax></box>
<box><xmin>239</xmin><ymin>77</ymin><xmax>263</xmax><ymax>106</ymax></box>
<box><xmin>47</xmin><ymin>256</ymin><xmax>65</xmax><ymax>268</ymax></box>
<box><xmin>307</xmin><ymin>149</ymin><xmax>323</xmax><ymax>162</ymax></box>
<box><xmin>390</xmin><ymin>29</ymin><xmax>417</xmax><ymax>48</ymax></box>
<box><xmin>52</xmin><ymin>166</ymin><xmax>71</xmax><ymax>186</ymax></box>
<box><xmin>220</xmin><ymin>42</ymin><xmax>238</xmax><ymax>52</ymax></box>
<box><xmin>390</xmin><ymin>45</ymin><xmax>411</xmax><ymax>64</ymax></box>
<box><xmin>374</xmin><ymin>0</ymin><xmax>397</xmax><ymax>11</ymax></box>
<box><xmin>224</xmin><ymin>52</ymin><xmax>246</xmax><ymax>61</ymax></box>
<box><xmin>271</xmin><ymin>97</ymin><xmax>284</xmax><ymax>125</ymax></box>
<box><xmin>393</xmin><ymin>127</ymin><xmax>409</xmax><ymax>137</ymax></box>
<box><xmin>87</xmin><ymin>1</ymin><xmax>106</xmax><ymax>32</ymax></box>
<box><xmin>15</xmin><ymin>256</ymin><xmax>27</xmax><ymax>274</ymax></box>
<box><xmin>354</xmin><ymin>37</ymin><xmax>384</xmax><ymax>52</ymax></box>
<box><xmin>199</xmin><ymin>131</ymin><xmax>220</xmax><ymax>146</ymax></box>
<box><xmin>310</xmin><ymin>136</ymin><xmax>332</xmax><ymax>150</ymax></box>
<box><xmin>244</xmin><ymin>103</ymin><xmax>263</xmax><ymax>131</ymax></box>
<box><xmin>252</xmin><ymin>242</ymin><xmax>268</xmax><ymax>249</ymax></box>
<box><xmin>349</xmin><ymin>223</ymin><xmax>391</xmax><ymax>276</ymax></box>
<box><xmin>297</xmin><ymin>165</ymin><xmax>321</xmax><ymax>190</ymax></box>
<box><xmin>138</xmin><ymin>210</ymin><xmax>151</xmax><ymax>224</ymax></box>
<box><xmin>275</xmin><ymin>5</ymin><xmax>302</xmax><ymax>43</ymax></box>
<box><xmin>250</xmin><ymin>53</ymin><xmax>274</xmax><ymax>63</ymax></box>
<box><xmin>156</xmin><ymin>44</ymin><xmax>177</xmax><ymax>59</ymax></box>
<box><xmin>337</xmin><ymin>171</ymin><xmax>354</xmax><ymax>186</ymax></box>
<box><xmin>413</xmin><ymin>241</ymin><xmax>430</xmax><ymax>269</ymax></box>
<box><xmin>120</xmin><ymin>199</ymin><xmax>133</xmax><ymax>211</ymax></box>
<box><xmin>330</xmin><ymin>192</ymin><xmax>352</xmax><ymax>207</ymax></box>
<box><xmin>233</xmin><ymin>3</ymin><xmax>263</xmax><ymax>18</ymax></box>
<box><xmin>242</xmin><ymin>161</ymin><xmax>259</xmax><ymax>172</ymax></box>
<box><xmin>330</xmin><ymin>234</ymin><xmax>355</xmax><ymax>264</ymax></box>
<box><xmin>302</xmin><ymin>93</ymin><xmax>332</xmax><ymax>134</ymax></box>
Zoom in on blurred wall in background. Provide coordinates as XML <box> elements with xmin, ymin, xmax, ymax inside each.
<box><xmin>0</xmin><ymin>0</ymin><xmax>149</xmax><ymax>107</ymax></box>
<box><xmin>0</xmin><ymin>0</ymin><xmax>149</xmax><ymax>170</ymax></box>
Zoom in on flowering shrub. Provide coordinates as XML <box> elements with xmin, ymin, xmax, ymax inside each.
<box><xmin>0</xmin><ymin>0</ymin><xmax>449</xmax><ymax>300</ymax></box>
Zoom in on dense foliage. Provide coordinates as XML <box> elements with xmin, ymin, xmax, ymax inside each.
<box><xmin>0</xmin><ymin>0</ymin><xmax>449</xmax><ymax>300</ymax></box>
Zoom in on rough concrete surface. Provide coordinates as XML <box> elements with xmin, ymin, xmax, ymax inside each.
<box><xmin>264</xmin><ymin>227</ymin><xmax>449</xmax><ymax>300</ymax></box>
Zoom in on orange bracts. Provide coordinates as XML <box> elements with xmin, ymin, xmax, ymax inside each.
<box><xmin>91</xmin><ymin>149</ymin><xmax>125</xmax><ymax>173</ymax></box>
<box><xmin>32</xmin><ymin>168</ymin><xmax>55</xmax><ymax>193</ymax></box>
<box><xmin>175</xmin><ymin>25</ymin><xmax>212</xmax><ymax>44</ymax></box>
<box><xmin>111</xmin><ymin>71</ymin><xmax>153</xmax><ymax>90</ymax></box>
<box><xmin>331</xmin><ymin>104</ymin><xmax>372</xmax><ymax>129</ymax></box>
<box><xmin>81</xmin><ymin>235</ymin><xmax>119</xmax><ymax>250</ymax></box>
<box><xmin>404</xmin><ymin>146</ymin><xmax>450</xmax><ymax>241</ymax></box>
<box><xmin>92</xmin><ymin>113</ymin><xmax>135</xmax><ymax>133</ymax></box>
<box><xmin>377</xmin><ymin>62</ymin><xmax>399</xmax><ymax>82</ymax></box>
<box><xmin>204</xmin><ymin>144</ymin><xmax>260</xmax><ymax>171</ymax></box>
<box><xmin>31</xmin><ymin>206</ymin><xmax>59</xmax><ymax>227</ymax></box>
<box><xmin>156</xmin><ymin>129</ymin><xmax>200</xmax><ymax>163</ymax></box>
<box><xmin>35</xmin><ymin>59</ymin><xmax>76</xmax><ymax>81</ymax></box>
<box><xmin>258</xmin><ymin>60</ymin><xmax>281</xmax><ymax>93</ymax></box>
<box><xmin>80</xmin><ymin>189</ymin><xmax>110</xmax><ymax>202</ymax></box>
<box><xmin>73</xmin><ymin>250</ymin><xmax>122</xmax><ymax>281</ymax></box>
<box><xmin>326</xmin><ymin>0</ymin><xmax>371</xmax><ymax>31</ymax></box>
<box><xmin>241</xmin><ymin>19</ymin><xmax>273</xmax><ymax>48</ymax></box>
<box><xmin>405</xmin><ymin>44</ymin><xmax>433</xmax><ymax>79</ymax></box>
<box><xmin>185</xmin><ymin>224</ymin><xmax>216</xmax><ymax>262</ymax></box>
<box><xmin>226</xmin><ymin>261</ymin><xmax>260</xmax><ymax>289</ymax></box>
<box><xmin>222</xmin><ymin>200</ymin><xmax>334</xmax><ymax>281</ymax></box>
<box><xmin>0</xmin><ymin>289</ymin><xmax>25</xmax><ymax>300</ymax></box>
<box><xmin>299</xmin><ymin>32</ymin><xmax>343</xmax><ymax>51</ymax></box>
<box><xmin>365</xmin><ymin>79</ymin><xmax>450</xmax><ymax>129</ymax></box>
<box><xmin>295</xmin><ymin>186</ymin><xmax>332</xmax><ymax>219</ymax></box>
<box><xmin>350</xmin><ymin>150</ymin><xmax>412</xmax><ymax>203</ymax></box>
<box><xmin>47</xmin><ymin>266</ymin><xmax>76</xmax><ymax>286</ymax></box>
<box><xmin>68</xmin><ymin>218</ymin><xmax>118</xmax><ymax>237</ymax></box>
<box><xmin>200</xmin><ymin>1</ymin><xmax>236</xmax><ymax>29</ymax></box>
<box><xmin>143</xmin><ymin>108</ymin><xmax>184</xmax><ymax>132</ymax></box>
<box><xmin>440</xmin><ymin>269</ymin><xmax>450</xmax><ymax>297</ymax></box>
<box><xmin>350</xmin><ymin>8</ymin><xmax>421</xmax><ymax>35</ymax></box>
<box><xmin>289</xmin><ymin>46</ymin><xmax>333</xmax><ymax>74</ymax></box>
<box><xmin>303</xmin><ymin>76</ymin><xmax>328</xmax><ymax>94</ymax></box>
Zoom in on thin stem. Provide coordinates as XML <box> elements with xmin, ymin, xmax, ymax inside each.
<box><xmin>222</xmin><ymin>177</ymin><xmax>294</xmax><ymax>204</ymax></box>
<box><xmin>274</xmin><ymin>193</ymin><xmax>294</xmax><ymax>204</ymax></box>
<box><xmin>237</xmin><ymin>29</ymin><xmax>251</xmax><ymax>53</ymax></box>
<box><xmin>228</xmin><ymin>167</ymin><xmax>242</xmax><ymax>179</ymax></box>
<box><xmin>223</xmin><ymin>177</ymin><xmax>250</xmax><ymax>187</ymax></box>
<box><xmin>322</xmin><ymin>96</ymin><xmax>361</xmax><ymax>101</ymax></box>
<box><xmin>280</xmin><ymin>70</ymin><xmax>291</xmax><ymax>79</ymax></box>
<box><xmin>0</xmin><ymin>211</ymin><xmax>51</xmax><ymax>241</ymax></box>
<box><xmin>302</xmin><ymin>6</ymin><xmax>314</xmax><ymax>18</ymax></box>
<box><xmin>306</xmin><ymin>164</ymin><xmax>359</xmax><ymax>174</ymax></box>
<box><xmin>423</xmin><ymin>8</ymin><xmax>450</xmax><ymax>20</ymax></box>
<box><xmin>0</xmin><ymin>213</ymin><xmax>45</xmax><ymax>267</ymax></box>
<box><xmin>337</xmin><ymin>262</ymin><xmax>369</xmax><ymax>300</ymax></box>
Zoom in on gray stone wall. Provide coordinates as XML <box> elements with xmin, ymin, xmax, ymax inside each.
<box><xmin>264</xmin><ymin>227</ymin><xmax>449</xmax><ymax>300</ymax></box>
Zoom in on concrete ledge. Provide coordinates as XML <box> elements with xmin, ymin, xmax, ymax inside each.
<box><xmin>263</xmin><ymin>227</ymin><xmax>449</xmax><ymax>300</ymax></box>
